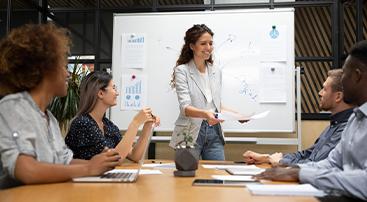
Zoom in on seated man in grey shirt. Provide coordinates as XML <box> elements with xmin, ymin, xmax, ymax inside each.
<box><xmin>255</xmin><ymin>40</ymin><xmax>367</xmax><ymax>200</ymax></box>
<box><xmin>0</xmin><ymin>23</ymin><xmax>121</xmax><ymax>189</ymax></box>
<box><xmin>243</xmin><ymin>69</ymin><xmax>353</xmax><ymax>166</ymax></box>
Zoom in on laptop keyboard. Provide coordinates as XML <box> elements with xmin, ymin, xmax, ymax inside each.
<box><xmin>101</xmin><ymin>172</ymin><xmax>134</xmax><ymax>179</ymax></box>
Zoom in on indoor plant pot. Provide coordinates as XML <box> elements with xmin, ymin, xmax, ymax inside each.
<box><xmin>173</xmin><ymin>132</ymin><xmax>199</xmax><ymax>177</ymax></box>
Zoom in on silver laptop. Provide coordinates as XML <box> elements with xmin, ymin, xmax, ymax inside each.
<box><xmin>72</xmin><ymin>127</ymin><xmax>154</xmax><ymax>183</ymax></box>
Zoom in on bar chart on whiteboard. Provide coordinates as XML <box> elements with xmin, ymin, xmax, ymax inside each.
<box><xmin>120</xmin><ymin>74</ymin><xmax>147</xmax><ymax>111</ymax></box>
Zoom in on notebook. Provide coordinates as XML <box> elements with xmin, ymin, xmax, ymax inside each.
<box><xmin>72</xmin><ymin>127</ymin><xmax>154</xmax><ymax>183</ymax></box>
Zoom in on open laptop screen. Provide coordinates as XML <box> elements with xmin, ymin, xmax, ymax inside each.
<box><xmin>72</xmin><ymin>126</ymin><xmax>154</xmax><ymax>183</ymax></box>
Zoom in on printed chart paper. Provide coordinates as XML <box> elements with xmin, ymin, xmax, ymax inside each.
<box><xmin>121</xmin><ymin>74</ymin><xmax>147</xmax><ymax>110</ymax></box>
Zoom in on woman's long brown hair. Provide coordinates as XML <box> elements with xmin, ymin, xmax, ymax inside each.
<box><xmin>77</xmin><ymin>71</ymin><xmax>112</xmax><ymax>116</ymax></box>
<box><xmin>170</xmin><ymin>24</ymin><xmax>214</xmax><ymax>89</ymax></box>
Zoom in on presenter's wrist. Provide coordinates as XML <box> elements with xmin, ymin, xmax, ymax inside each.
<box><xmin>204</xmin><ymin>110</ymin><xmax>214</xmax><ymax>119</ymax></box>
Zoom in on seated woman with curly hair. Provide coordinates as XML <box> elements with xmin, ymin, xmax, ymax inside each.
<box><xmin>0</xmin><ymin>23</ymin><xmax>120</xmax><ymax>189</ymax></box>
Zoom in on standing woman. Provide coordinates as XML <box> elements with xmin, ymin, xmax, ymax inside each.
<box><xmin>0</xmin><ymin>23</ymin><xmax>120</xmax><ymax>188</ymax></box>
<box><xmin>169</xmin><ymin>24</ymin><xmax>244</xmax><ymax>160</ymax></box>
<box><xmin>65</xmin><ymin>71</ymin><xmax>160</xmax><ymax>162</ymax></box>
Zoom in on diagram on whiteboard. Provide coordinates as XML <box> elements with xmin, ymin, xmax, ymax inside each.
<box><xmin>222</xmin><ymin>68</ymin><xmax>259</xmax><ymax>103</ymax></box>
<box><xmin>261</xmin><ymin>25</ymin><xmax>287</xmax><ymax>61</ymax></box>
<box><xmin>238</xmin><ymin>79</ymin><xmax>258</xmax><ymax>101</ymax></box>
<box><xmin>121</xmin><ymin>33</ymin><xmax>146</xmax><ymax>69</ymax></box>
<box><xmin>215</xmin><ymin>34</ymin><xmax>237</xmax><ymax>50</ymax></box>
<box><xmin>157</xmin><ymin>39</ymin><xmax>180</xmax><ymax>54</ymax></box>
<box><xmin>259</xmin><ymin>62</ymin><xmax>287</xmax><ymax>103</ymax></box>
<box><xmin>121</xmin><ymin>74</ymin><xmax>147</xmax><ymax>110</ymax></box>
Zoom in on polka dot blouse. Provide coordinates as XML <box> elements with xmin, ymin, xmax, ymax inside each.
<box><xmin>65</xmin><ymin>114</ymin><xmax>122</xmax><ymax>160</ymax></box>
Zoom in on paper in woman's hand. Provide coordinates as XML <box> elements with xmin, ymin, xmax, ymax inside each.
<box><xmin>249</xmin><ymin>111</ymin><xmax>270</xmax><ymax>120</ymax></box>
<box><xmin>216</xmin><ymin>111</ymin><xmax>269</xmax><ymax>121</ymax></box>
<box><xmin>215</xmin><ymin>111</ymin><xmax>250</xmax><ymax>121</ymax></box>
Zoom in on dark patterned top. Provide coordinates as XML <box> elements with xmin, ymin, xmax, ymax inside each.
<box><xmin>65</xmin><ymin>114</ymin><xmax>122</xmax><ymax>160</ymax></box>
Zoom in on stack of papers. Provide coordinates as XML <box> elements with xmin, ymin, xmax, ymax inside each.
<box><xmin>202</xmin><ymin>164</ymin><xmax>260</xmax><ymax>170</ymax></box>
<box><xmin>226</xmin><ymin>166</ymin><xmax>265</xmax><ymax>175</ymax></box>
<box><xmin>202</xmin><ymin>164</ymin><xmax>249</xmax><ymax>169</ymax></box>
<box><xmin>246</xmin><ymin>184</ymin><xmax>326</xmax><ymax>197</ymax></box>
<box><xmin>212</xmin><ymin>175</ymin><xmax>256</xmax><ymax>182</ymax></box>
<box><xmin>108</xmin><ymin>169</ymin><xmax>162</xmax><ymax>175</ymax></box>
<box><xmin>142</xmin><ymin>163</ymin><xmax>176</xmax><ymax>169</ymax></box>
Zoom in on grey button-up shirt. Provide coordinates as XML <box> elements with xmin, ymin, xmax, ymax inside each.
<box><xmin>299</xmin><ymin>102</ymin><xmax>367</xmax><ymax>200</ymax></box>
<box><xmin>280</xmin><ymin>108</ymin><xmax>353</xmax><ymax>165</ymax></box>
<box><xmin>0</xmin><ymin>92</ymin><xmax>73</xmax><ymax>189</ymax></box>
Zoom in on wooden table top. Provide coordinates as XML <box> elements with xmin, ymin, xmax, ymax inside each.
<box><xmin>0</xmin><ymin>160</ymin><xmax>319</xmax><ymax>202</ymax></box>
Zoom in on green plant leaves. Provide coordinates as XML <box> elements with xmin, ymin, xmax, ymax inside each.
<box><xmin>48</xmin><ymin>56</ymin><xmax>87</xmax><ymax>129</ymax></box>
<box><xmin>176</xmin><ymin>131</ymin><xmax>194</xmax><ymax>148</ymax></box>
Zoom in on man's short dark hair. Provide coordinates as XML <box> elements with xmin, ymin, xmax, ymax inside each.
<box><xmin>350</xmin><ymin>40</ymin><xmax>367</xmax><ymax>70</ymax></box>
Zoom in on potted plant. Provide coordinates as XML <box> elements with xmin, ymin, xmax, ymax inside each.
<box><xmin>174</xmin><ymin>131</ymin><xmax>199</xmax><ymax>177</ymax></box>
<box><xmin>49</xmin><ymin>57</ymin><xmax>87</xmax><ymax>136</ymax></box>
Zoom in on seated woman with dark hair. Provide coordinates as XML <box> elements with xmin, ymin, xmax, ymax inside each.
<box><xmin>65</xmin><ymin>71</ymin><xmax>160</xmax><ymax>161</ymax></box>
<box><xmin>0</xmin><ymin>23</ymin><xmax>120</xmax><ymax>189</ymax></box>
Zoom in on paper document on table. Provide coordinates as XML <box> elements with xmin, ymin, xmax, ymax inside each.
<box><xmin>142</xmin><ymin>163</ymin><xmax>176</xmax><ymax>169</ymax></box>
<box><xmin>226</xmin><ymin>167</ymin><xmax>265</xmax><ymax>175</ymax></box>
<box><xmin>212</xmin><ymin>175</ymin><xmax>256</xmax><ymax>182</ymax></box>
<box><xmin>108</xmin><ymin>169</ymin><xmax>162</xmax><ymax>175</ymax></box>
<box><xmin>246</xmin><ymin>184</ymin><xmax>326</xmax><ymax>197</ymax></box>
<box><xmin>216</xmin><ymin>110</ymin><xmax>270</xmax><ymax>121</ymax></box>
<box><xmin>202</xmin><ymin>164</ymin><xmax>259</xmax><ymax>170</ymax></box>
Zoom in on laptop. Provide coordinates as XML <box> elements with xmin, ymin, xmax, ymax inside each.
<box><xmin>72</xmin><ymin>127</ymin><xmax>154</xmax><ymax>183</ymax></box>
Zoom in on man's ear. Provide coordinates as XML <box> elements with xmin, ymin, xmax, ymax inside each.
<box><xmin>335</xmin><ymin>91</ymin><xmax>343</xmax><ymax>103</ymax></box>
<box><xmin>354</xmin><ymin>68</ymin><xmax>363</xmax><ymax>83</ymax></box>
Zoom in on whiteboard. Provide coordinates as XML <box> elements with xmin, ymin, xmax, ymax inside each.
<box><xmin>111</xmin><ymin>8</ymin><xmax>295</xmax><ymax>133</ymax></box>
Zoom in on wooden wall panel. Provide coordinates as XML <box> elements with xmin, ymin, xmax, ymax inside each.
<box><xmin>295</xmin><ymin>7</ymin><xmax>331</xmax><ymax>113</ymax></box>
<box><xmin>295</xmin><ymin>2</ymin><xmax>366</xmax><ymax>113</ymax></box>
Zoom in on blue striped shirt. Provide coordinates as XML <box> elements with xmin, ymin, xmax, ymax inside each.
<box><xmin>299</xmin><ymin>102</ymin><xmax>367</xmax><ymax>200</ymax></box>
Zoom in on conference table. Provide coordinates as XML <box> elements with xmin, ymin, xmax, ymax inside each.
<box><xmin>0</xmin><ymin>160</ymin><xmax>320</xmax><ymax>202</ymax></box>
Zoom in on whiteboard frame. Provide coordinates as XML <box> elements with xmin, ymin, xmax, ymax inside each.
<box><xmin>111</xmin><ymin>8</ymin><xmax>296</xmax><ymax>134</ymax></box>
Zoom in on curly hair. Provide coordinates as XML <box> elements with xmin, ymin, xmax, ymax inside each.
<box><xmin>350</xmin><ymin>40</ymin><xmax>367</xmax><ymax>71</ymax></box>
<box><xmin>170</xmin><ymin>24</ymin><xmax>214</xmax><ymax>88</ymax></box>
<box><xmin>0</xmin><ymin>23</ymin><xmax>71</xmax><ymax>96</ymax></box>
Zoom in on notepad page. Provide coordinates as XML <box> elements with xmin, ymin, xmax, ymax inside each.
<box><xmin>246</xmin><ymin>184</ymin><xmax>326</xmax><ymax>197</ymax></box>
